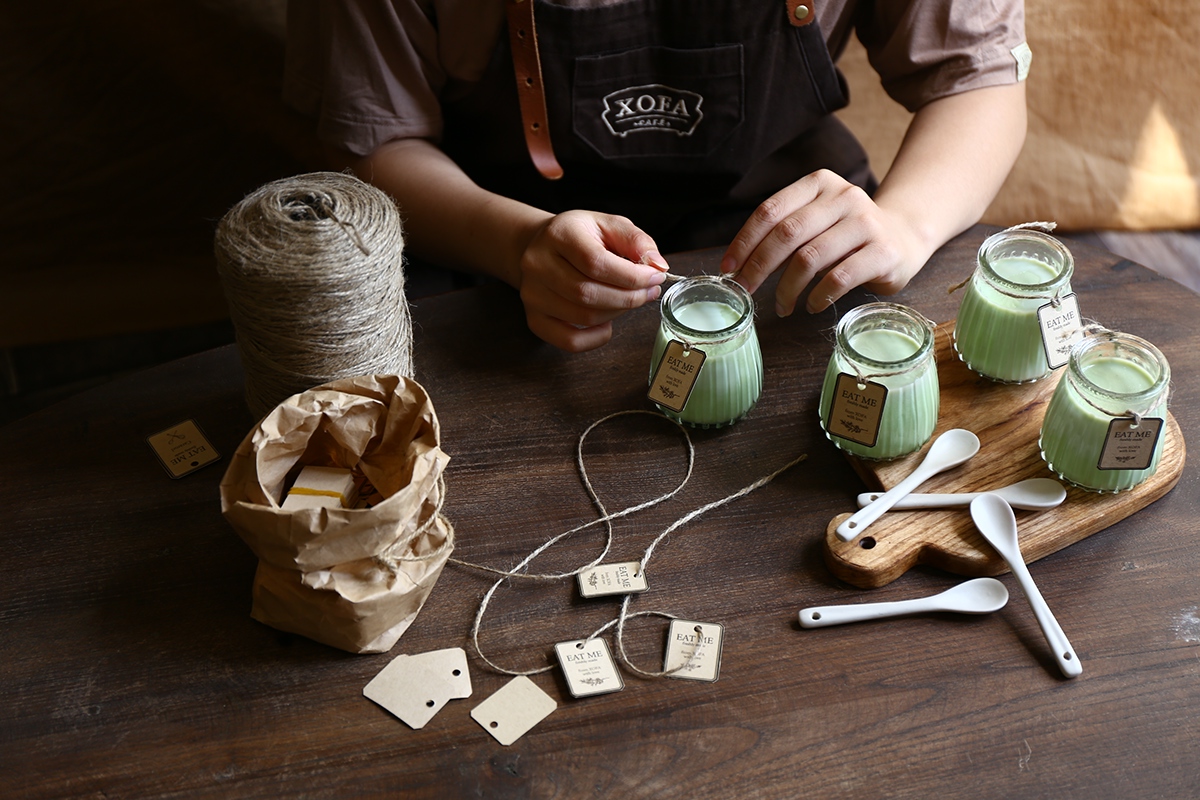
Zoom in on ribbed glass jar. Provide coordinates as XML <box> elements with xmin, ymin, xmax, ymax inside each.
<box><xmin>648</xmin><ymin>276</ymin><xmax>762</xmax><ymax>428</ymax></box>
<box><xmin>818</xmin><ymin>302</ymin><xmax>939</xmax><ymax>460</ymax></box>
<box><xmin>1039</xmin><ymin>330</ymin><xmax>1170</xmax><ymax>492</ymax></box>
<box><xmin>954</xmin><ymin>229</ymin><xmax>1074</xmax><ymax>383</ymax></box>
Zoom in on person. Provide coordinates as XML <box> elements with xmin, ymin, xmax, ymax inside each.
<box><xmin>284</xmin><ymin>1</ymin><xmax>1029</xmax><ymax>352</ymax></box>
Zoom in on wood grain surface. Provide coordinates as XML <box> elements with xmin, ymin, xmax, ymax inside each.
<box><xmin>824</xmin><ymin>323</ymin><xmax>1186</xmax><ymax>587</ymax></box>
<box><xmin>2</xmin><ymin>226</ymin><xmax>1198</xmax><ymax>799</ymax></box>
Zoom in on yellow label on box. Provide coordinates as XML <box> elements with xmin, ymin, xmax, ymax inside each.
<box><xmin>146</xmin><ymin>419</ymin><xmax>220</xmax><ymax>479</ymax></box>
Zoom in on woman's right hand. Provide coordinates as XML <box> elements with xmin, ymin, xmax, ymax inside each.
<box><xmin>517</xmin><ymin>210</ymin><xmax>670</xmax><ymax>352</ymax></box>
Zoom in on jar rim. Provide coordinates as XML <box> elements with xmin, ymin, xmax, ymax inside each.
<box><xmin>1067</xmin><ymin>330</ymin><xmax>1171</xmax><ymax>410</ymax></box>
<box><xmin>835</xmin><ymin>301</ymin><xmax>935</xmax><ymax>370</ymax></box>
<box><xmin>977</xmin><ymin>229</ymin><xmax>1074</xmax><ymax>296</ymax></box>
<box><xmin>660</xmin><ymin>275</ymin><xmax>754</xmax><ymax>339</ymax></box>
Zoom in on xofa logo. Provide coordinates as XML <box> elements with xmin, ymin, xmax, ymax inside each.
<box><xmin>601</xmin><ymin>84</ymin><xmax>704</xmax><ymax>137</ymax></box>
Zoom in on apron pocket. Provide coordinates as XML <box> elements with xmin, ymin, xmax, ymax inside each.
<box><xmin>572</xmin><ymin>44</ymin><xmax>744</xmax><ymax>165</ymax></box>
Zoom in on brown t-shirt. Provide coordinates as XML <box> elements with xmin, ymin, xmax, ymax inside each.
<box><xmin>285</xmin><ymin>0</ymin><xmax>1027</xmax><ymax>158</ymax></box>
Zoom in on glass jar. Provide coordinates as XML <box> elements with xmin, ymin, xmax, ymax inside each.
<box><xmin>1039</xmin><ymin>330</ymin><xmax>1170</xmax><ymax>492</ymax></box>
<box><xmin>648</xmin><ymin>276</ymin><xmax>762</xmax><ymax>428</ymax></box>
<box><xmin>818</xmin><ymin>302</ymin><xmax>939</xmax><ymax>460</ymax></box>
<box><xmin>953</xmin><ymin>229</ymin><xmax>1075</xmax><ymax>383</ymax></box>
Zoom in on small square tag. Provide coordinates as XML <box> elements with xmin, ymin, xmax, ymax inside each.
<box><xmin>1098</xmin><ymin>417</ymin><xmax>1164</xmax><ymax>471</ymax></box>
<box><xmin>825</xmin><ymin>374</ymin><xmax>887</xmax><ymax>447</ymax></box>
<box><xmin>554</xmin><ymin>638</ymin><xmax>625</xmax><ymax>698</ymax></box>
<box><xmin>146</xmin><ymin>419</ymin><xmax>220</xmax><ymax>478</ymax></box>
<box><xmin>648</xmin><ymin>340</ymin><xmax>706</xmax><ymax>413</ymax></box>
<box><xmin>471</xmin><ymin>676</ymin><xmax>557</xmax><ymax>746</ymax></box>
<box><xmin>363</xmin><ymin>647</ymin><xmax>471</xmax><ymax>729</ymax></box>
<box><xmin>1037</xmin><ymin>292</ymin><xmax>1082</xmax><ymax>370</ymax></box>
<box><xmin>663</xmin><ymin>619</ymin><xmax>724</xmax><ymax>682</ymax></box>
<box><xmin>577</xmin><ymin>562</ymin><xmax>648</xmax><ymax>598</ymax></box>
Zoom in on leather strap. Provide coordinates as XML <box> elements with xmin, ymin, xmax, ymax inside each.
<box><xmin>505</xmin><ymin>0</ymin><xmax>564</xmax><ymax>180</ymax></box>
<box><xmin>787</xmin><ymin>0</ymin><xmax>817</xmax><ymax>27</ymax></box>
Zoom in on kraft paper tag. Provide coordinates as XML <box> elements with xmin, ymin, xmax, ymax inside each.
<box><xmin>663</xmin><ymin>619</ymin><xmax>724</xmax><ymax>682</ymax></box>
<box><xmin>363</xmin><ymin>647</ymin><xmax>472</xmax><ymax>729</ymax></box>
<box><xmin>1037</xmin><ymin>292</ymin><xmax>1082</xmax><ymax>370</ymax></box>
<box><xmin>825</xmin><ymin>374</ymin><xmax>887</xmax><ymax>447</ymax></box>
<box><xmin>577</xmin><ymin>561</ymin><xmax>648</xmax><ymax>598</ymax></box>
<box><xmin>1098</xmin><ymin>417</ymin><xmax>1164</xmax><ymax>470</ymax></box>
<box><xmin>554</xmin><ymin>638</ymin><xmax>625</xmax><ymax>698</ymax></box>
<box><xmin>146</xmin><ymin>419</ymin><xmax>220</xmax><ymax>479</ymax></box>
<box><xmin>471</xmin><ymin>676</ymin><xmax>557</xmax><ymax>745</ymax></box>
<box><xmin>648</xmin><ymin>340</ymin><xmax>706</xmax><ymax>413</ymax></box>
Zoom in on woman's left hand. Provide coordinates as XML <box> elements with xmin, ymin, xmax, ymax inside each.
<box><xmin>719</xmin><ymin>169</ymin><xmax>930</xmax><ymax>316</ymax></box>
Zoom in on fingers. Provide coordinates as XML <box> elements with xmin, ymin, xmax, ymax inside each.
<box><xmin>526</xmin><ymin>313</ymin><xmax>616</xmax><ymax>353</ymax></box>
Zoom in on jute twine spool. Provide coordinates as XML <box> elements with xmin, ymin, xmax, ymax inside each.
<box><xmin>214</xmin><ymin>171</ymin><xmax>413</xmax><ymax>418</ymax></box>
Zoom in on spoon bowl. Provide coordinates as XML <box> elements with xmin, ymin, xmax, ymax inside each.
<box><xmin>970</xmin><ymin>493</ymin><xmax>1082</xmax><ymax>678</ymax></box>
<box><xmin>856</xmin><ymin>477</ymin><xmax>1067</xmax><ymax>512</ymax></box>
<box><xmin>836</xmin><ymin>428</ymin><xmax>981</xmax><ymax>541</ymax></box>
<box><xmin>799</xmin><ymin>577</ymin><xmax>1009</xmax><ymax>628</ymax></box>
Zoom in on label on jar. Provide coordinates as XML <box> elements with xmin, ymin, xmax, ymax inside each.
<box><xmin>648</xmin><ymin>340</ymin><xmax>706</xmax><ymax>413</ymax></box>
<box><xmin>1098</xmin><ymin>417</ymin><xmax>1164</xmax><ymax>470</ymax></box>
<box><xmin>1037</xmin><ymin>292</ymin><xmax>1082</xmax><ymax>370</ymax></box>
<box><xmin>826</xmin><ymin>373</ymin><xmax>887</xmax><ymax>447</ymax></box>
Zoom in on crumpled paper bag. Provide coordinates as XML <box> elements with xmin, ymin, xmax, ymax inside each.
<box><xmin>220</xmin><ymin>374</ymin><xmax>453</xmax><ymax>653</ymax></box>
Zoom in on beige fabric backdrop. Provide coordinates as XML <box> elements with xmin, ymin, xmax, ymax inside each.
<box><xmin>837</xmin><ymin>0</ymin><xmax>1200</xmax><ymax>231</ymax></box>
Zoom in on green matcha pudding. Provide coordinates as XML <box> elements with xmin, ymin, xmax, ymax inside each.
<box><xmin>819</xmin><ymin>302</ymin><xmax>939</xmax><ymax>460</ymax></box>
<box><xmin>650</xmin><ymin>277</ymin><xmax>762</xmax><ymax>428</ymax></box>
<box><xmin>954</xmin><ymin>229</ymin><xmax>1074</xmax><ymax>383</ymax></box>
<box><xmin>1039</xmin><ymin>331</ymin><xmax>1170</xmax><ymax>492</ymax></box>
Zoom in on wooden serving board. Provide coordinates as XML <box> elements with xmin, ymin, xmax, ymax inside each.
<box><xmin>824</xmin><ymin>322</ymin><xmax>1186</xmax><ymax>589</ymax></box>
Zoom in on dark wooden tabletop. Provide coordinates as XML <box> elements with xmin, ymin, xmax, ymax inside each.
<box><xmin>3</xmin><ymin>225</ymin><xmax>1197</xmax><ymax>799</ymax></box>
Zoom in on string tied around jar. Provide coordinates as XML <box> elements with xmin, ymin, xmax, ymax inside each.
<box><xmin>948</xmin><ymin>221</ymin><xmax>1060</xmax><ymax>295</ymax></box>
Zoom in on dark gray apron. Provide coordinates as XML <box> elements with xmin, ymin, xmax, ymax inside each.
<box><xmin>442</xmin><ymin>0</ymin><xmax>874</xmax><ymax>253</ymax></box>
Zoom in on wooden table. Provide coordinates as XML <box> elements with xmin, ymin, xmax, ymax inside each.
<box><xmin>3</xmin><ymin>225</ymin><xmax>1197</xmax><ymax>798</ymax></box>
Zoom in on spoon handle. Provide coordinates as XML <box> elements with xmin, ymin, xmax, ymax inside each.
<box><xmin>835</xmin><ymin>464</ymin><xmax>937</xmax><ymax>541</ymax></box>
<box><xmin>856</xmin><ymin>491</ymin><xmax>982</xmax><ymax>510</ymax></box>
<box><xmin>799</xmin><ymin>596</ymin><xmax>935</xmax><ymax>628</ymax></box>
<box><xmin>1007</xmin><ymin>559</ymin><xmax>1083</xmax><ymax>678</ymax></box>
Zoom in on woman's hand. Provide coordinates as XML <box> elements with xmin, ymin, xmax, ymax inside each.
<box><xmin>517</xmin><ymin>210</ymin><xmax>670</xmax><ymax>352</ymax></box>
<box><xmin>719</xmin><ymin>169</ymin><xmax>930</xmax><ymax>317</ymax></box>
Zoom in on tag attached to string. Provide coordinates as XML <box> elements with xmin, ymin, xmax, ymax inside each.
<box><xmin>554</xmin><ymin>638</ymin><xmax>625</xmax><ymax>697</ymax></box>
<box><xmin>663</xmin><ymin>620</ymin><xmax>724</xmax><ymax>682</ymax></box>
<box><xmin>1098</xmin><ymin>417</ymin><xmax>1164</xmax><ymax>470</ymax></box>
<box><xmin>1037</xmin><ymin>292</ymin><xmax>1083</xmax><ymax>370</ymax></box>
<box><xmin>825</xmin><ymin>374</ymin><xmax>887</xmax><ymax>447</ymax></box>
<box><xmin>648</xmin><ymin>341</ymin><xmax>706</xmax><ymax>413</ymax></box>
<box><xmin>577</xmin><ymin>562</ymin><xmax>649</xmax><ymax>598</ymax></box>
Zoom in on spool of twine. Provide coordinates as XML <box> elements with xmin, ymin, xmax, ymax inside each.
<box><xmin>214</xmin><ymin>172</ymin><xmax>413</xmax><ymax>418</ymax></box>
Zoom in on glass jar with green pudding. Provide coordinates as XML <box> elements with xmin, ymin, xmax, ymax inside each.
<box><xmin>819</xmin><ymin>302</ymin><xmax>939</xmax><ymax>460</ymax></box>
<box><xmin>1039</xmin><ymin>330</ymin><xmax>1170</xmax><ymax>492</ymax></box>
<box><xmin>649</xmin><ymin>276</ymin><xmax>762</xmax><ymax>428</ymax></box>
<box><xmin>954</xmin><ymin>229</ymin><xmax>1075</xmax><ymax>383</ymax></box>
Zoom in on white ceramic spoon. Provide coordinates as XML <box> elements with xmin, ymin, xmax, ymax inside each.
<box><xmin>970</xmin><ymin>493</ymin><xmax>1082</xmax><ymax>678</ymax></box>
<box><xmin>856</xmin><ymin>477</ymin><xmax>1066</xmax><ymax>512</ymax></box>
<box><xmin>835</xmin><ymin>429</ymin><xmax>980</xmax><ymax>542</ymax></box>
<box><xmin>798</xmin><ymin>578</ymin><xmax>1009</xmax><ymax>628</ymax></box>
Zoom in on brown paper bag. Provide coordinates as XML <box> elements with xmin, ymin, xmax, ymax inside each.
<box><xmin>220</xmin><ymin>374</ymin><xmax>453</xmax><ymax>653</ymax></box>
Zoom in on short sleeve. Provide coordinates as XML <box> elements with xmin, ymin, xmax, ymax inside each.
<box><xmin>855</xmin><ymin>0</ymin><xmax>1028</xmax><ymax>113</ymax></box>
<box><xmin>282</xmin><ymin>0</ymin><xmax>502</xmax><ymax>157</ymax></box>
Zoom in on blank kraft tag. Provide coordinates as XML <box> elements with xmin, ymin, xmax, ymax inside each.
<box><xmin>471</xmin><ymin>676</ymin><xmax>557</xmax><ymax>746</ymax></box>
<box><xmin>363</xmin><ymin>647</ymin><xmax>472</xmax><ymax>729</ymax></box>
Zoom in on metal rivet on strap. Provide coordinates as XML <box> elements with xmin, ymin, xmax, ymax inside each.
<box><xmin>794</xmin><ymin>4</ymin><xmax>810</xmax><ymax>20</ymax></box>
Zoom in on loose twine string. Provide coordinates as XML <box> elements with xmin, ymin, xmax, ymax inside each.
<box><xmin>439</xmin><ymin>409</ymin><xmax>807</xmax><ymax>678</ymax></box>
<box><xmin>214</xmin><ymin>172</ymin><xmax>414</xmax><ymax>419</ymax></box>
